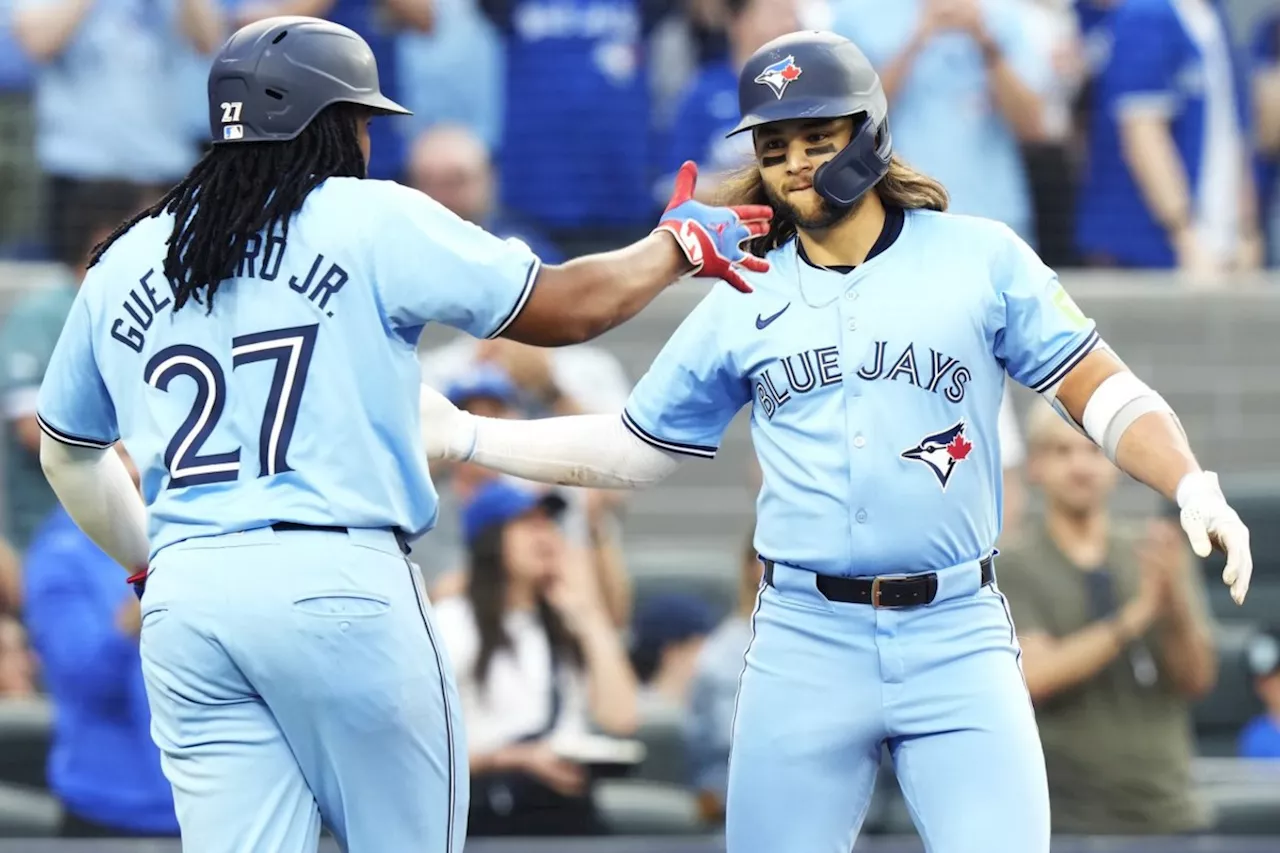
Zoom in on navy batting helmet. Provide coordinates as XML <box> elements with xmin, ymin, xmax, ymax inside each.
<box><xmin>728</xmin><ymin>31</ymin><xmax>892</xmax><ymax>208</ymax></box>
<box><xmin>207</xmin><ymin>16</ymin><xmax>410</xmax><ymax>146</ymax></box>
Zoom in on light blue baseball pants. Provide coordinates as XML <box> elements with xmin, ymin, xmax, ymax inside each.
<box><xmin>137</xmin><ymin>525</ymin><xmax>467</xmax><ymax>853</ymax></box>
<box><xmin>725</xmin><ymin>558</ymin><xmax>1050</xmax><ymax>853</ymax></box>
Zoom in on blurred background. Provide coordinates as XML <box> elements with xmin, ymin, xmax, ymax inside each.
<box><xmin>2</xmin><ymin>0</ymin><xmax>1280</xmax><ymax>850</ymax></box>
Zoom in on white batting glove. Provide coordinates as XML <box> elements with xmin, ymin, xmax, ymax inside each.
<box><xmin>418</xmin><ymin>383</ymin><xmax>477</xmax><ymax>462</ymax></box>
<box><xmin>1176</xmin><ymin>471</ymin><xmax>1252</xmax><ymax>605</ymax></box>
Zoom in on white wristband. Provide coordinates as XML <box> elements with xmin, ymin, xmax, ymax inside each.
<box><xmin>1176</xmin><ymin>470</ymin><xmax>1220</xmax><ymax>510</ymax></box>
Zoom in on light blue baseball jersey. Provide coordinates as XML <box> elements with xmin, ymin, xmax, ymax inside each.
<box><xmin>36</xmin><ymin>178</ymin><xmax>541</xmax><ymax>561</ymax></box>
<box><xmin>624</xmin><ymin>208</ymin><xmax>1098</xmax><ymax>577</ymax></box>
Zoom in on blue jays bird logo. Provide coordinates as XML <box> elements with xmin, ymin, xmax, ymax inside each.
<box><xmin>900</xmin><ymin>421</ymin><xmax>973</xmax><ymax>491</ymax></box>
<box><xmin>755</xmin><ymin>56</ymin><xmax>803</xmax><ymax>99</ymax></box>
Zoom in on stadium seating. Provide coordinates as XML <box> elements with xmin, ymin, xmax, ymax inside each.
<box><xmin>0</xmin><ymin>782</ymin><xmax>60</xmax><ymax>837</ymax></box>
<box><xmin>1193</xmin><ymin>623</ymin><xmax>1266</xmax><ymax>757</ymax></box>
<box><xmin>594</xmin><ymin>778</ymin><xmax>706</xmax><ymax>836</ymax></box>
<box><xmin>632</xmin><ymin>703</ymin><xmax>693</xmax><ymax>788</ymax></box>
<box><xmin>0</xmin><ymin>698</ymin><xmax>51</xmax><ymax>789</ymax></box>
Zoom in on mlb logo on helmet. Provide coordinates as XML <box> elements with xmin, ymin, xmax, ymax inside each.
<box><xmin>223</xmin><ymin>125</ymin><xmax>244</xmax><ymax>141</ymax></box>
<box><xmin>755</xmin><ymin>55</ymin><xmax>802</xmax><ymax>99</ymax></box>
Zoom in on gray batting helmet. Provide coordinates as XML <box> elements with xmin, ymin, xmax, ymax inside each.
<box><xmin>728</xmin><ymin>30</ymin><xmax>892</xmax><ymax>208</ymax></box>
<box><xmin>207</xmin><ymin>16</ymin><xmax>411</xmax><ymax>145</ymax></box>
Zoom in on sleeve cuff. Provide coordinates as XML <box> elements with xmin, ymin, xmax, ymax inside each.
<box><xmin>1029</xmin><ymin>329</ymin><xmax>1101</xmax><ymax>395</ymax></box>
<box><xmin>36</xmin><ymin>412</ymin><xmax>117</xmax><ymax>450</ymax></box>
<box><xmin>621</xmin><ymin>409</ymin><xmax>718</xmax><ymax>459</ymax></box>
<box><xmin>485</xmin><ymin>256</ymin><xmax>542</xmax><ymax>340</ymax></box>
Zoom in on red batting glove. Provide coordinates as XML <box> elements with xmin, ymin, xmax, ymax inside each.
<box><xmin>653</xmin><ymin>161</ymin><xmax>773</xmax><ymax>293</ymax></box>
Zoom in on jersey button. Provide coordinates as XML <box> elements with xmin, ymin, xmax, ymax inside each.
<box><xmin>853</xmin><ymin>435</ymin><xmax>866</xmax><ymax>448</ymax></box>
<box><xmin>846</xmin><ymin>290</ymin><xmax>858</xmax><ymax>300</ymax></box>
<box><xmin>856</xmin><ymin>510</ymin><xmax>868</xmax><ymax>523</ymax></box>
<box><xmin>847</xmin><ymin>319</ymin><xmax>857</xmax><ymax>331</ymax></box>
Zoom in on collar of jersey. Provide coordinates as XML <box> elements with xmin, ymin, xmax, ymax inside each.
<box><xmin>795</xmin><ymin>205</ymin><xmax>906</xmax><ymax>275</ymax></box>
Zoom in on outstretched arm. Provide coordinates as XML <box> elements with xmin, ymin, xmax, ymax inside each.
<box><xmin>994</xmin><ymin>226</ymin><xmax>1250</xmax><ymax>605</ymax></box>
<box><xmin>502</xmin><ymin>162</ymin><xmax>771</xmax><ymax>346</ymax></box>
<box><xmin>1051</xmin><ymin>348</ymin><xmax>1251</xmax><ymax>604</ymax></box>
<box><xmin>421</xmin><ymin>385</ymin><xmax>681</xmax><ymax>489</ymax></box>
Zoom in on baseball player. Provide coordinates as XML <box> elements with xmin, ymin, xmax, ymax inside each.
<box><xmin>33</xmin><ymin>15</ymin><xmax>770</xmax><ymax>853</ymax></box>
<box><xmin>418</xmin><ymin>30</ymin><xmax>1254</xmax><ymax>853</ymax></box>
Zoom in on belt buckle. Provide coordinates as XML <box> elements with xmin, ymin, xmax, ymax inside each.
<box><xmin>870</xmin><ymin>574</ymin><xmax>910</xmax><ymax>608</ymax></box>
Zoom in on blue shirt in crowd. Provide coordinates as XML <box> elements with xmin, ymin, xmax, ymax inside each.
<box><xmin>664</xmin><ymin>59</ymin><xmax>753</xmax><ymax>182</ymax></box>
<box><xmin>22</xmin><ymin>507</ymin><xmax>179</xmax><ymax>835</ymax></box>
<box><xmin>833</xmin><ymin>0</ymin><xmax>1049</xmax><ymax>244</ymax></box>
<box><xmin>1075</xmin><ymin>0</ymin><xmax>1251</xmax><ymax>267</ymax></box>
<box><xmin>16</xmin><ymin>0</ymin><xmax>201</xmax><ymax>183</ymax></box>
<box><xmin>495</xmin><ymin>0</ymin><xmax>654</xmax><ymax>230</ymax></box>
<box><xmin>1239</xmin><ymin>714</ymin><xmax>1280</xmax><ymax>759</ymax></box>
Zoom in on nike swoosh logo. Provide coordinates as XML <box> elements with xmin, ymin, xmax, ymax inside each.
<box><xmin>756</xmin><ymin>303</ymin><xmax>790</xmax><ymax>330</ymax></box>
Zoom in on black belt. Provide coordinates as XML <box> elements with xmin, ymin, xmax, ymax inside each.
<box><xmin>270</xmin><ymin>522</ymin><xmax>411</xmax><ymax>556</ymax></box>
<box><xmin>762</xmin><ymin>554</ymin><xmax>995</xmax><ymax>608</ymax></box>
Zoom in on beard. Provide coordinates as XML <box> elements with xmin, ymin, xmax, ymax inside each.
<box><xmin>762</xmin><ymin>179</ymin><xmax>864</xmax><ymax>232</ymax></box>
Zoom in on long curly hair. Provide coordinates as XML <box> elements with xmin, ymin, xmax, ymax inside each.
<box><xmin>718</xmin><ymin>152</ymin><xmax>949</xmax><ymax>255</ymax></box>
<box><xmin>87</xmin><ymin>103</ymin><xmax>368</xmax><ymax>314</ymax></box>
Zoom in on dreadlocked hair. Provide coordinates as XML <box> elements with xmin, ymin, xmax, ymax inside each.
<box><xmin>88</xmin><ymin>103</ymin><xmax>369</xmax><ymax>313</ymax></box>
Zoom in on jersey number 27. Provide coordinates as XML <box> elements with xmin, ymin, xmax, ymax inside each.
<box><xmin>145</xmin><ymin>324</ymin><xmax>318</xmax><ymax>489</ymax></box>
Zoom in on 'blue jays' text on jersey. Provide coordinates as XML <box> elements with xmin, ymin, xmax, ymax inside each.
<box><xmin>623</xmin><ymin>209</ymin><xmax>1099</xmax><ymax>577</ymax></box>
<box><xmin>35</xmin><ymin>178</ymin><xmax>541</xmax><ymax>561</ymax></box>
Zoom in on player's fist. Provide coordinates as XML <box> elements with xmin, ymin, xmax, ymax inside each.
<box><xmin>654</xmin><ymin>161</ymin><xmax>773</xmax><ymax>293</ymax></box>
<box><xmin>1176</xmin><ymin>471</ymin><xmax>1252</xmax><ymax>605</ymax></box>
<box><xmin>419</xmin><ymin>383</ymin><xmax>477</xmax><ymax>462</ymax></box>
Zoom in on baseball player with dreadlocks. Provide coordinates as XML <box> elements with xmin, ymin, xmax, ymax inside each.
<box><xmin>34</xmin><ymin>15</ymin><xmax>770</xmax><ymax>853</ymax></box>
<box><xmin>417</xmin><ymin>30</ymin><xmax>1254</xmax><ymax>853</ymax></box>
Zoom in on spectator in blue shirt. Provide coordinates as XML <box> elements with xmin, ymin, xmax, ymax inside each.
<box><xmin>480</xmin><ymin>0</ymin><xmax>676</xmax><ymax>243</ymax></box>
<box><xmin>397</xmin><ymin>0</ymin><xmax>503</xmax><ymax>152</ymax></box>
<box><xmin>1239</xmin><ymin>628</ymin><xmax>1280</xmax><ymax>759</ymax></box>
<box><xmin>21</xmin><ymin>447</ymin><xmax>180</xmax><ymax>838</ymax></box>
<box><xmin>1250</xmin><ymin>8</ymin><xmax>1280</xmax><ymax>267</ymax></box>
<box><xmin>0</xmin><ymin>0</ymin><xmax>41</xmax><ymax>254</ymax></box>
<box><xmin>10</xmin><ymin>0</ymin><xmax>225</xmax><ymax>258</ymax></box>
<box><xmin>833</xmin><ymin>0</ymin><xmax>1049</xmax><ymax>244</ymax></box>
<box><xmin>659</xmin><ymin>0</ymin><xmax>801</xmax><ymax>205</ymax></box>
<box><xmin>1074</xmin><ymin>0</ymin><xmax>1261</xmax><ymax>274</ymax></box>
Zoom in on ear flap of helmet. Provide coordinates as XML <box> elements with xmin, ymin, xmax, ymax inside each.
<box><xmin>813</xmin><ymin>116</ymin><xmax>893</xmax><ymax>208</ymax></box>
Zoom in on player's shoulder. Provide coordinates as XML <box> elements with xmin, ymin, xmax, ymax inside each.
<box><xmin>905</xmin><ymin>208</ymin><xmax>1023</xmax><ymax>252</ymax></box>
<box><xmin>339</xmin><ymin>177</ymin><xmax>439</xmax><ymax>214</ymax></box>
<box><xmin>76</xmin><ymin>214</ymin><xmax>172</xmax><ymax>300</ymax></box>
<box><xmin>908</xmin><ymin>209</ymin><xmax>1045</xmax><ymax>281</ymax></box>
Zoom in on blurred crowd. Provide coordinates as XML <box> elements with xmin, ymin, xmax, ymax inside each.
<box><xmin>0</xmin><ymin>0</ymin><xmax>1279</xmax><ymax>842</ymax></box>
<box><xmin>1</xmin><ymin>0</ymin><xmax>1280</xmax><ymax>273</ymax></box>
